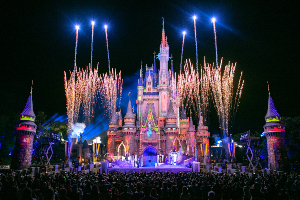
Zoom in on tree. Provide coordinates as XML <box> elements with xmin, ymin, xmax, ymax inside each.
<box><xmin>32</xmin><ymin>112</ymin><xmax>68</xmax><ymax>165</ymax></box>
<box><xmin>281</xmin><ymin>116</ymin><xmax>300</xmax><ymax>172</ymax></box>
<box><xmin>0</xmin><ymin>112</ymin><xmax>19</xmax><ymax>165</ymax></box>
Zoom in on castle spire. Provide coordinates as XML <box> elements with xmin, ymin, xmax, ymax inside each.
<box><xmin>21</xmin><ymin>87</ymin><xmax>35</xmax><ymax>118</ymax></box>
<box><xmin>198</xmin><ymin>109</ymin><xmax>203</xmax><ymax>128</ymax></box>
<box><xmin>161</xmin><ymin>18</ymin><xmax>166</xmax><ymax>48</ymax></box>
<box><xmin>188</xmin><ymin>117</ymin><xmax>195</xmax><ymax>132</ymax></box>
<box><xmin>153</xmin><ymin>51</ymin><xmax>156</xmax><ymax>73</ymax></box>
<box><xmin>140</xmin><ymin>61</ymin><xmax>143</xmax><ymax>78</ymax></box>
<box><xmin>265</xmin><ymin>85</ymin><xmax>280</xmax><ymax>121</ymax></box>
<box><xmin>171</xmin><ymin>59</ymin><xmax>174</xmax><ymax>77</ymax></box>
<box><xmin>125</xmin><ymin>97</ymin><xmax>135</xmax><ymax>119</ymax></box>
<box><xmin>180</xmin><ymin>107</ymin><xmax>187</xmax><ymax>119</ymax></box>
<box><xmin>109</xmin><ymin>108</ymin><xmax>118</xmax><ymax>125</ymax></box>
<box><xmin>166</xmin><ymin>100</ymin><xmax>176</xmax><ymax>119</ymax></box>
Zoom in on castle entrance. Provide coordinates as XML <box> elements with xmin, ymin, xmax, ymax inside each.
<box><xmin>143</xmin><ymin>146</ymin><xmax>157</xmax><ymax>167</ymax></box>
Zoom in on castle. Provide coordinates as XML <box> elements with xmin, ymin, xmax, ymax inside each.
<box><xmin>106</xmin><ymin>23</ymin><xmax>210</xmax><ymax>166</ymax></box>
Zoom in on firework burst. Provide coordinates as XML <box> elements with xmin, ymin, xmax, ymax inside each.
<box><xmin>210</xmin><ymin>58</ymin><xmax>244</xmax><ymax>137</ymax></box>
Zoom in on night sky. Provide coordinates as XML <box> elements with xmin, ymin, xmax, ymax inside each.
<box><xmin>1</xmin><ymin>1</ymin><xmax>299</xmax><ymax>137</ymax></box>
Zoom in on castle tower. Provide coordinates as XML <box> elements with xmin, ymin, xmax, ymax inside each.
<box><xmin>145</xmin><ymin>65</ymin><xmax>154</xmax><ymax>93</ymax></box>
<box><xmin>11</xmin><ymin>89</ymin><xmax>37</xmax><ymax>170</ymax></box>
<box><xmin>137</xmin><ymin>65</ymin><xmax>144</xmax><ymax>122</ymax></box>
<box><xmin>157</xmin><ymin>18</ymin><xmax>170</xmax><ymax>117</ymax></box>
<box><xmin>264</xmin><ymin>93</ymin><xmax>285</xmax><ymax>170</ymax></box>
<box><xmin>165</xmin><ymin>101</ymin><xmax>177</xmax><ymax>154</ymax></box>
<box><xmin>82</xmin><ymin>140</ymin><xmax>90</xmax><ymax>161</ymax></box>
<box><xmin>117</xmin><ymin>110</ymin><xmax>123</xmax><ymax>127</ymax></box>
<box><xmin>187</xmin><ymin>117</ymin><xmax>196</xmax><ymax>156</ymax></box>
<box><xmin>180</xmin><ymin>107</ymin><xmax>189</xmax><ymax>136</ymax></box>
<box><xmin>197</xmin><ymin>112</ymin><xmax>210</xmax><ymax>164</ymax></box>
<box><xmin>122</xmin><ymin>98</ymin><xmax>136</xmax><ymax>156</ymax></box>
<box><xmin>107</xmin><ymin>109</ymin><xmax>118</xmax><ymax>158</ymax></box>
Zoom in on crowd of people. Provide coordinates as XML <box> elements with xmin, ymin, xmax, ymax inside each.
<box><xmin>0</xmin><ymin>170</ymin><xmax>300</xmax><ymax>200</ymax></box>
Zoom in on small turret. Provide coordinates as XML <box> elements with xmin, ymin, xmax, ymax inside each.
<box><xmin>263</xmin><ymin>90</ymin><xmax>286</xmax><ymax>170</ymax></box>
<box><xmin>124</xmin><ymin>98</ymin><xmax>136</xmax><ymax>128</ymax></box>
<box><xmin>124</xmin><ymin>98</ymin><xmax>135</xmax><ymax>119</ymax></box>
<box><xmin>12</xmin><ymin>88</ymin><xmax>37</xmax><ymax>170</ymax></box>
<box><xmin>188</xmin><ymin>117</ymin><xmax>195</xmax><ymax>132</ymax></box>
<box><xmin>109</xmin><ymin>109</ymin><xmax>118</xmax><ymax>125</ymax></box>
<box><xmin>180</xmin><ymin>107</ymin><xmax>187</xmax><ymax>119</ymax></box>
<box><xmin>117</xmin><ymin>110</ymin><xmax>123</xmax><ymax>127</ymax></box>
<box><xmin>166</xmin><ymin>101</ymin><xmax>176</xmax><ymax>119</ymax></box>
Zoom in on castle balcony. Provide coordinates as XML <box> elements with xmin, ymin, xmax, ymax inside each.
<box><xmin>141</xmin><ymin>138</ymin><xmax>158</xmax><ymax>144</ymax></box>
<box><xmin>197</xmin><ymin>132</ymin><xmax>210</xmax><ymax>138</ymax></box>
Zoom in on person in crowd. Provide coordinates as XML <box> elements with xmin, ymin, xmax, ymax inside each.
<box><xmin>1</xmin><ymin>170</ymin><xmax>300</xmax><ymax>200</ymax></box>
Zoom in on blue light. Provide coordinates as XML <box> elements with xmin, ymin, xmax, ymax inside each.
<box><xmin>261</xmin><ymin>132</ymin><xmax>265</xmax><ymax>137</ymax></box>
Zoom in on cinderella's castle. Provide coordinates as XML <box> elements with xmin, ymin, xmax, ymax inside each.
<box><xmin>106</xmin><ymin>22</ymin><xmax>210</xmax><ymax>166</ymax></box>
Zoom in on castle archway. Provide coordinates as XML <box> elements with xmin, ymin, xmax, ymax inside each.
<box><xmin>143</xmin><ymin>146</ymin><xmax>157</xmax><ymax>167</ymax></box>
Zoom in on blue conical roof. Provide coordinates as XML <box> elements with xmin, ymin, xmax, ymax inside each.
<box><xmin>180</xmin><ymin>107</ymin><xmax>187</xmax><ymax>119</ymax></box>
<box><xmin>265</xmin><ymin>95</ymin><xmax>280</xmax><ymax>120</ymax></box>
<box><xmin>21</xmin><ymin>93</ymin><xmax>35</xmax><ymax>118</ymax></box>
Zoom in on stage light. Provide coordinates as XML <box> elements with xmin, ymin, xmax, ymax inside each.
<box><xmin>91</xmin><ymin>21</ymin><xmax>95</xmax><ymax>26</ymax></box>
<box><xmin>211</xmin><ymin>17</ymin><xmax>216</xmax><ymax>23</ymax></box>
<box><xmin>75</xmin><ymin>25</ymin><xmax>80</xmax><ymax>30</ymax></box>
<box><xmin>183</xmin><ymin>31</ymin><xmax>186</xmax><ymax>35</ymax></box>
<box><xmin>104</xmin><ymin>25</ymin><xmax>107</xmax><ymax>29</ymax></box>
<box><xmin>193</xmin><ymin>15</ymin><xmax>197</xmax><ymax>20</ymax></box>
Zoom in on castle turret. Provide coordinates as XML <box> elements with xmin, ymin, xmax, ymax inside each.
<box><xmin>157</xmin><ymin>18</ymin><xmax>170</xmax><ymax>117</ymax></box>
<box><xmin>137</xmin><ymin>63</ymin><xmax>144</xmax><ymax>122</ymax></box>
<box><xmin>264</xmin><ymin>93</ymin><xmax>285</xmax><ymax>170</ymax></box>
<box><xmin>165</xmin><ymin>101</ymin><xmax>177</xmax><ymax>154</ymax></box>
<box><xmin>117</xmin><ymin>110</ymin><xmax>123</xmax><ymax>127</ymax></box>
<box><xmin>187</xmin><ymin>117</ymin><xmax>196</xmax><ymax>156</ymax></box>
<box><xmin>107</xmin><ymin>109</ymin><xmax>118</xmax><ymax>158</ymax></box>
<box><xmin>82</xmin><ymin>140</ymin><xmax>90</xmax><ymax>161</ymax></box>
<box><xmin>197</xmin><ymin>111</ymin><xmax>210</xmax><ymax>164</ymax></box>
<box><xmin>11</xmin><ymin>89</ymin><xmax>37</xmax><ymax>170</ymax></box>
<box><xmin>180</xmin><ymin>107</ymin><xmax>189</xmax><ymax>136</ymax></box>
<box><xmin>123</xmin><ymin>98</ymin><xmax>136</xmax><ymax>155</ymax></box>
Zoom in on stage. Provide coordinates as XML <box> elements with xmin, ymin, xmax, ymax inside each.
<box><xmin>107</xmin><ymin>165</ymin><xmax>193</xmax><ymax>173</ymax></box>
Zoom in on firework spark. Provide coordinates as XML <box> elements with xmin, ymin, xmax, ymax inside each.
<box><xmin>193</xmin><ymin>15</ymin><xmax>199</xmax><ymax>72</ymax></box>
<box><xmin>180</xmin><ymin>31</ymin><xmax>186</xmax><ymax>72</ymax></box>
<box><xmin>64</xmin><ymin>67</ymin><xmax>123</xmax><ymax>127</ymax></box>
<box><xmin>212</xmin><ymin>18</ymin><xmax>218</xmax><ymax>68</ymax></box>
<box><xmin>91</xmin><ymin>21</ymin><xmax>95</xmax><ymax>70</ymax></box>
<box><xmin>172</xmin><ymin>59</ymin><xmax>200</xmax><ymax>119</ymax></box>
<box><xmin>74</xmin><ymin>25</ymin><xmax>79</xmax><ymax>73</ymax></box>
<box><xmin>210</xmin><ymin>58</ymin><xmax>244</xmax><ymax>137</ymax></box>
<box><xmin>104</xmin><ymin>25</ymin><xmax>111</xmax><ymax>72</ymax></box>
